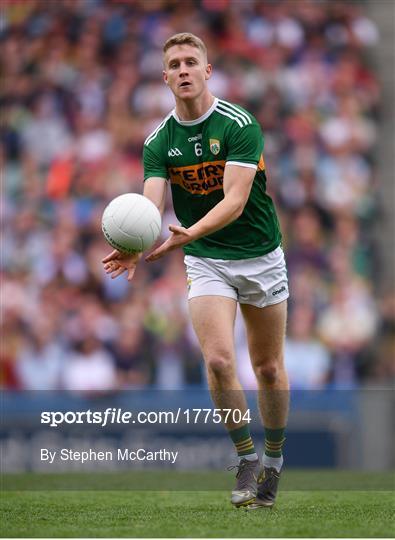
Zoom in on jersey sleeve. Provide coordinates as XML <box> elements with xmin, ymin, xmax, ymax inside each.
<box><xmin>143</xmin><ymin>141</ymin><xmax>168</xmax><ymax>181</ymax></box>
<box><xmin>225</xmin><ymin>120</ymin><xmax>264</xmax><ymax>168</ymax></box>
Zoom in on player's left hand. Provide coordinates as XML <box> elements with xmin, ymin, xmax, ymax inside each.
<box><xmin>145</xmin><ymin>225</ymin><xmax>194</xmax><ymax>262</ymax></box>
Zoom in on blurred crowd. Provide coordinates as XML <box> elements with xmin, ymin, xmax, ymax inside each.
<box><xmin>1</xmin><ymin>0</ymin><xmax>394</xmax><ymax>391</ymax></box>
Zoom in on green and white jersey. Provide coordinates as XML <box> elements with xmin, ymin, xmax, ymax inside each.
<box><xmin>143</xmin><ymin>97</ymin><xmax>282</xmax><ymax>260</ymax></box>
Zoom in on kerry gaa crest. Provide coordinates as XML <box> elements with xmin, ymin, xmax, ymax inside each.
<box><xmin>209</xmin><ymin>138</ymin><xmax>220</xmax><ymax>155</ymax></box>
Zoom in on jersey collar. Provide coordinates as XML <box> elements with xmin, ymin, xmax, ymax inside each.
<box><xmin>172</xmin><ymin>97</ymin><xmax>218</xmax><ymax>126</ymax></box>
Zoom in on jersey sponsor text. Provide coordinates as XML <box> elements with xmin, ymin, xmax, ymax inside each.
<box><xmin>169</xmin><ymin>160</ymin><xmax>225</xmax><ymax>195</ymax></box>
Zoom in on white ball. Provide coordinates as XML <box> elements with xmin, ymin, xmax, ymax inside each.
<box><xmin>101</xmin><ymin>193</ymin><xmax>162</xmax><ymax>254</ymax></box>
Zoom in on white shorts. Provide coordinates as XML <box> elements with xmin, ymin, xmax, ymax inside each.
<box><xmin>184</xmin><ymin>246</ymin><xmax>289</xmax><ymax>308</ymax></box>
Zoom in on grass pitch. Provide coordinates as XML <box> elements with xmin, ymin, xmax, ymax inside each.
<box><xmin>1</xmin><ymin>471</ymin><xmax>394</xmax><ymax>538</ymax></box>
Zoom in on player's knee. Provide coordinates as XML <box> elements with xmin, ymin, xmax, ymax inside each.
<box><xmin>206</xmin><ymin>352</ymin><xmax>233</xmax><ymax>379</ymax></box>
<box><xmin>254</xmin><ymin>360</ymin><xmax>280</xmax><ymax>385</ymax></box>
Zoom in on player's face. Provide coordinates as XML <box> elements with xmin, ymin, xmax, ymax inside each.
<box><xmin>163</xmin><ymin>44</ymin><xmax>212</xmax><ymax>100</ymax></box>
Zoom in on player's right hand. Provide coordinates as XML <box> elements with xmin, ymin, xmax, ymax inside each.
<box><xmin>102</xmin><ymin>249</ymin><xmax>142</xmax><ymax>281</ymax></box>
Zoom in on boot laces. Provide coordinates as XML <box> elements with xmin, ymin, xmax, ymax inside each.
<box><xmin>227</xmin><ymin>460</ymin><xmax>257</xmax><ymax>490</ymax></box>
<box><xmin>260</xmin><ymin>468</ymin><xmax>280</xmax><ymax>491</ymax></box>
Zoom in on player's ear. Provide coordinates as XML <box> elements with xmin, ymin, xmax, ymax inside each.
<box><xmin>205</xmin><ymin>63</ymin><xmax>212</xmax><ymax>80</ymax></box>
<box><xmin>163</xmin><ymin>70</ymin><xmax>168</xmax><ymax>84</ymax></box>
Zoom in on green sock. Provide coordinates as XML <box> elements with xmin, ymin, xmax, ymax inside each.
<box><xmin>229</xmin><ymin>424</ymin><xmax>256</xmax><ymax>458</ymax></box>
<box><xmin>264</xmin><ymin>427</ymin><xmax>286</xmax><ymax>458</ymax></box>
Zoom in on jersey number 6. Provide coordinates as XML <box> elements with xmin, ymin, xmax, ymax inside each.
<box><xmin>195</xmin><ymin>143</ymin><xmax>202</xmax><ymax>156</ymax></box>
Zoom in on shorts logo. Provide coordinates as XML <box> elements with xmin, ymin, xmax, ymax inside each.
<box><xmin>168</xmin><ymin>148</ymin><xmax>183</xmax><ymax>157</ymax></box>
<box><xmin>272</xmin><ymin>285</ymin><xmax>287</xmax><ymax>296</ymax></box>
<box><xmin>209</xmin><ymin>139</ymin><xmax>220</xmax><ymax>155</ymax></box>
<box><xmin>186</xmin><ymin>277</ymin><xmax>192</xmax><ymax>291</ymax></box>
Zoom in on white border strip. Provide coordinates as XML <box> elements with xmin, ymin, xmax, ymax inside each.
<box><xmin>226</xmin><ymin>161</ymin><xmax>257</xmax><ymax>169</ymax></box>
<box><xmin>145</xmin><ymin>113</ymin><xmax>172</xmax><ymax>146</ymax></box>
<box><xmin>219</xmin><ymin>100</ymin><xmax>252</xmax><ymax>125</ymax></box>
<box><xmin>172</xmin><ymin>98</ymin><xmax>219</xmax><ymax>126</ymax></box>
<box><xmin>217</xmin><ymin>104</ymin><xmax>248</xmax><ymax>127</ymax></box>
<box><xmin>216</xmin><ymin>108</ymin><xmax>243</xmax><ymax>128</ymax></box>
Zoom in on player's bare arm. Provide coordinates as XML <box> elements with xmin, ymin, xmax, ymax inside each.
<box><xmin>143</xmin><ymin>177</ymin><xmax>168</xmax><ymax>216</ymax></box>
<box><xmin>102</xmin><ymin>178</ymin><xmax>167</xmax><ymax>280</ymax></box>
<box><xmin>146</xmin><ymin>164</ymin><xmax>255</xmax><ymax>262</ymax></box>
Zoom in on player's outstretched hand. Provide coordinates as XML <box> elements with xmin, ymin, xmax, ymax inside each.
<box><xmin>102</xmin><ymin>249</ymin><xmax>142</xmax><ymax>281</ymax></box>
<box><xmin>145</xmin><ymin>225</ymin><xmax>194</xmax><ymax>262</ymax></box>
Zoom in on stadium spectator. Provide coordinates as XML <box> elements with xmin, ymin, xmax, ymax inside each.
<box><xmin>106</xmin><ymin>323</ymin><xmax>153</xmax><ymax>388</ymax></box>
<box><xmin>61</xmin><ymin>335</ymin><xmax>117</xmax><ymax>393</ymax></box>
<box><xmin>285</xmin><ymin>305</ymin><xmax>331</xmax><ymax>389</ymax></box>
<box><xmin>14</xmin><ymin>316</ymin><xmax>65</xmax><ymax>391</ymax></box>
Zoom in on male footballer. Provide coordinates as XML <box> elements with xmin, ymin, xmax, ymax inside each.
<box><xmin>102</xmin><ymin>33</ymin><xmax>289</xmax><ymax>509</ymax></box>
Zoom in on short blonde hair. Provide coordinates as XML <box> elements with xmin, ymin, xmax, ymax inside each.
<box><xmin>163</xmin><ymin>33</ymin><xmax>208</xmax><ymax>62</ymax></box>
